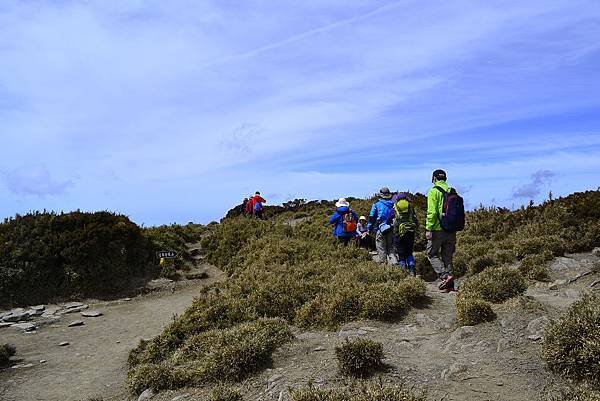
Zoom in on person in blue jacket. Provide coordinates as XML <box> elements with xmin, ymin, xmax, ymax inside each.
<box><xmin>368</xmin><ymin>187</ymin><xmax>397</xmax><ymax>264</ymax></box>
<box><xmin>329</xmin><ymin>198</ymin><xmax>358</xmax><ymax>246</ymax></box>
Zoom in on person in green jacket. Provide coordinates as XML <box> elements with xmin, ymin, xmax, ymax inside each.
<box><xmin>426</xmin><ymin>169</ymin><xmax>456</xmax><ymax>292</ymax></box>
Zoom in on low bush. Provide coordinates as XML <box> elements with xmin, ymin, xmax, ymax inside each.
<box><xmin>208</xmin><ymin>386</ymin><xmax>243</xmax><ymax>401</ymax></box>
<box><xmin>335</xmin><ymin>338</ymin><xmax>384</xmax><ymax>377</ymax></box>
<box><xmin>519</xmin><ymin>251</ymin><xmax>553</xmax><ymax>281</ymax></box>
<box><xmin>542</xmin><ymin>293</ymin><xmax>600</xmax><ymax>387</ymax></box>
<box><xmin>546</xmin><ymin>385</ymin><xmax>600</xmax><ymax>401</ymax></box>
<box><xmin>289</xmin><ymin>382</ymin><xmax>426</xmax><ymax>401</ymax></box>
<box><xmin>461</xmin><ymin>267</ymin><xmax>527</xmax><ymax>303</ymax></box>
<box><xmin>0</xmin><ymin>211</ymin><xmax>156</xmax><ymax>306</ymax></box>
<box><xmin>0</xmin><ymin>344</ymin><xmax>16</xmax><ymax>367</ymax></box>
<box><xmin>456</xmin><ymin>294</ymin><xmax>496</xmax><ymax>326</ymax></box>
<box><xmin>127</xmin><ymin>318</ymin><xmax>292</xmax><ymax>393</ymax></box>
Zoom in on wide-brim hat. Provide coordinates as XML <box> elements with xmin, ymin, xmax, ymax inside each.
<box><xmin>335</xmin><ymin>198</ymin><xmax>350</xmax><ymax>208</ymax></box>
<box><xmin>359</xmin><ymin>215</ymin><xmax>367</xmax><ymax>221</ymax></box>
<box><xmin>379</xmin><ymin>187</ymin><xmax>393</xmax><ymax>199</ymax></box>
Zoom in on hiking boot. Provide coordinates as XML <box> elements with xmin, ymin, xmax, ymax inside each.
<box><xmin>438</xmin><ymin>274</ymin><xmax>455</xmax><ymax>291</ymax></box>
<box><xmin>440</xmin><ymin>280</ymin><xmax>456</xmax><ymax>293</ymax></box>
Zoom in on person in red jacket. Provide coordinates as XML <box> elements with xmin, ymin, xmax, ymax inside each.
<box><xmin>251</xmin><ymin>191</ymin><xmax>266</xmax><ymax>219</ymax></box>
<box><xmin>244</xmin><ymin>195</ymin><xmax>254</xmax><ymax>216</ymax></box>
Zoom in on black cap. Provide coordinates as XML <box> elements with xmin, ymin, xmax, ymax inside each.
<box><xmin>432</xmin><ymin>169</ymin><xmax>447</xmax><ymax>180</ymax></box>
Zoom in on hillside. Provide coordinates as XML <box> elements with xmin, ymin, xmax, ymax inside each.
<box><xmin>125</xmin><ymin>190</ymin><xmax>600</xmax><ymax>400</ymax></box>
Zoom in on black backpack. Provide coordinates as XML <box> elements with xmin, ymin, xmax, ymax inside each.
<box><xmin>435</xmin><ymin>186</ymin><xmax>465</xmax><ymax>232</ymax></box>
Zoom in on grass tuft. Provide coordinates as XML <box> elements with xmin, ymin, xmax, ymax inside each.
<box><xmin>335</xmin><ymin>338</ymin><xmax>384</xmax><ymax>377</ymax></box>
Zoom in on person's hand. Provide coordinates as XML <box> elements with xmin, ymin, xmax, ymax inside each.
<box><xmin>426</xmin><ymin>231</ymin><xmax>433</xmax><ymax>240</ymax></box>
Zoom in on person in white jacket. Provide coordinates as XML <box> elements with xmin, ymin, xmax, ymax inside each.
<box><xmin>355</xmin><ymin>216</ymin><xmax>372</xmax><ymax>249</ymax></box>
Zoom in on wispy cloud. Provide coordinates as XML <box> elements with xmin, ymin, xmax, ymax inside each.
<box><xmin>511</xmin><ymin>170</ymin><xmax>556</xmax><ymax>200</ymax></box>
<box><xmin>3</xmin><ymin>165</ymin><xmax>73</xmax><ymax>197</ymax></box>
<box><xmin>0</xmin><ymin>0</ymin><xmax>599</xmax><ymax>223</ymax></box>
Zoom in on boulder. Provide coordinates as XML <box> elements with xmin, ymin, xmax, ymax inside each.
<box><xmin>527</xmin><ymin>316</ymin><xmax>549</xmax><ymax>337</ymax></box>
<box><xmin>58</xmin><ymin>341</ymin><xmax>70</xmax><ymax>346</ymax></box>
<box><xmin>68</xmin><ymin>320</ymin><xmax>85</xmax><ymax>327</ymax></box>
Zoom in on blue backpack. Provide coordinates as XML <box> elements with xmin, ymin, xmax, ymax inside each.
<box><xmin>377</xmin><ymin>201</ymin><xmax>395</xmax><ymax>234</ymax></box>
<box><xmin>254</xmin><ymin>202</ymin><xmax>263</xmax><ymax>212</ymax></box>
<box><xmin>435</xmin><ymin>186</ymin><xmax>465</xmax><ymax>232</ymax></box>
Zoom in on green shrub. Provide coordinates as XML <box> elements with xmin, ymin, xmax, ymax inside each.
<box><xmin>546</xmin><ymin>385</ymin><xmax>600</xmax><ymax>401</ymax></box>
<box><xmin>0</xmin><ymin>344</ymin><xmax>16</xmax><ymax>367</ymax></box>
<box><xmin>468</xmin><ymin>255</ymin><xmax>497</xmax><ymax>275</ymax></box>
<box><xmin>208</xmin><ymin>386</ymin><xmax>243</xmax><ymax>401</ymax></box>
<box><xmin>127</xmin><ymin>318</ymin><xmax>293</xmax><ymax>393</ymax></box>
<box><xmin>289</xmin><ymin>382</ymin><xmax>426</xmax><ymax>401</ymax></box>
<box><xmin>513</xmin><ymin>235</ymin><xmax>566</xmax><ymax>258</ymax></box>
<box><xmin>542</xmin><ymin>293</ymin><xmax>600</xmax><ymax>387</ymax></box>
<box><xmin>335</xmin><ymin>338</ymin><xmax>384</xmax><ymax>377</ymax></box>
<box><xmin>461</xmin><ymin>267</ymin><xmax>527</xmax><ymax>303</ymax></box>
<box><xmin>519</xmin><ymin>251</ymin><xmax>553</xmax><ymax>281</ymax></box>
<box><xmin>0</xmin><ymin>211</ymin><xmax>156</xmax><ymax>306</ymax></box>
<box><xmin>456</xmin><ymin>294</ymin><xmax>496</xmax><ymax>325</ymax></box>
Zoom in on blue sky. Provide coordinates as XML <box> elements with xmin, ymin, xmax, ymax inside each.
<box><xmin>1</xmin><ymin>0</ymin><xmax>599</xmax><ymax>225</ymax></box>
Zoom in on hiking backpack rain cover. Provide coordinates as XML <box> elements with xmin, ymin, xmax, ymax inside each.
<box><xmin>435</xmin><ymin>186</ymin><xmax>465</xmax><ymax>232</ymax></box>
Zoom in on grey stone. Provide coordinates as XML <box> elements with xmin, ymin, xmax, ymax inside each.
<box><xmin>25</xmin><ymin>308</ymin><xmax>43</xmax><ymax>317</ymax></box>
<box><xmin>171</xmin><ymin>395</ymin><xmax>190</xmax><ymax>401</ymax></box>
<box><xmin>11</xmin><ymin>322</ymin><xmax>36</xmax><ymax>332</ymax></box>
<box><xmin>441</xmin><ymin>362</ymin><xmax>468</xmax><ymax>380</ymax></box>
<box><xmin>565</xmin><ymin>289</ymin><xmax>581</xmax><ymax>298</ymax></box>
<box><xmin>527</xmin><ymin>316</ymin><xmax>548</xmax><ymax>336</ymax></box>
<box><xmin>64</xmin><ymin>302</ymin><xmax>85</xmax><ymax>309</ymax></box>
<box><xmin>32</xmin><ymin>305</ymin><xmax>45</xmax><ymax>311</ymax></box>
<box><xmin>123</xmin><ymin>298</ymin><xmax>132</xmax><ymax>301</ymax></box>
<box><xmin>528</xmin><ymin>334</ymin><xmax>542</xmax><ymax>341</ymax></box>
<box><xmin>68</xmin><ymin>320</ymin><xmax>85</xmax><ymax>327</ymax></box>
<box><xmin>81</xmin><ymin>310</ymin><xmax>102</xmax><ymax>317</ymax></box>
<box><xmin>138</xmin><ymin>388</ymin><xmax>155</xmax><ymax>401</ymax></box>
<box><xmin>61</xmin><ymin>305</ymin><xmax>89</xmax><ymax>314</ymax></box>
<box><xmin>59</xmin><ymin>341</ymin><xmax>70</xmax><ymax>346</ymax></box>
<box><xmin>2</xmin><ymin>310</ymin><xmax>30</xmax><ymax>322</ymax></box>
<box><xmin>0</xmin><ymin>322</ymin><xmax>12</xmax><ymax>328</ymax></box>
<box><xmin>11</xmin><ymin>363</ymin><xmax>35</xmax><ymax>369</ymax></box>
<box><xmin>444</xmin><ymin>326</ymin><xmax>475</xmax><ymax>352</ymax></box>
<box><xmin>39</xmin><ymin>359</ymin><xmax>47</xmax><ymax>364</ymax></box>
<box><xmin>41</xmin><ymin>306</ymin><xmax>61</xmax><ymax>317</ymax></box>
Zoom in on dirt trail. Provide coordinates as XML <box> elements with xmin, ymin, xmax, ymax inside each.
<box><xmin>0</xmin><ymin>265</ymin><xmax>224</xmax><ymax>401</ymax></box>
<box><xmin>2</xmin><ymin>253</ymin><xmax>598</xmax><ymax>401</ymax></box>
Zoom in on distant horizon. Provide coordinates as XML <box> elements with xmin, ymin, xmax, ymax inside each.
<box><xmin>1</xmin><ymin>1</ymin><xmax>599</xmax><ymax>225</ymax></box>
<box><xmin>3</xmin><ymin>183</ymin><xmax>597</xmax><ymax>227</ymax></box>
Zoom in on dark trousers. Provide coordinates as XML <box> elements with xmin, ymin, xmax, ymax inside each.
<box><xmin>337</xmin><ymin>236</ymin><xmax>352</xmax><ymax>246</ymax></box>
<box><xmin>394</xmin><ymin>231</ymin><xmax>415</xmax><ymax>260</ymax></box>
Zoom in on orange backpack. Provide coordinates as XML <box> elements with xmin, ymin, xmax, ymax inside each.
<box><xmin>343</xmin><ymin>210</ymin><xmax>357</xmax><ymax>233</ymax></box>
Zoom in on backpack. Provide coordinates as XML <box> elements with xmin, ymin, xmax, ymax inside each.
<box><xmin>394</xmin><ymin>199</ymin><xmax>417</xmax><ymax>236</ymax></box>
<box><xmin>377</xmin><ymin>201</ymin><xmax>394</xmax><ymax>234</ymax></box>
<box><xmin>343</xmin><ymin>211</ymin><xmax>357</xmax><ymax>233</ymax></box>
<box><xmin>254</xmin><ymin>201</ymin><xmax>263</xmax><ymax>213</ymax></box>
<box><xmin>435</xmin><ymin>186</ymin><xmax>465</xmax><ymax>232</ymax></box>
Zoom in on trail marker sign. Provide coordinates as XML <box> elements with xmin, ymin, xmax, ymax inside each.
<box><xmin>157</xmin><ymin>251</ymin><xmax>178</xmax><ymax>259</ymax></box>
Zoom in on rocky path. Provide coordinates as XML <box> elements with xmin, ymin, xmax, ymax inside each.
<box><xmin>0</xmin><ymin>264</ymin><xmax>224</xmax><ymax>401</ymax></box>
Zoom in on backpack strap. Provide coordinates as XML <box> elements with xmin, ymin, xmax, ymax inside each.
<box><xmin>434</xmin><ymin>186</ymin><xmax>446</xmax><ymax>195</ymax></box>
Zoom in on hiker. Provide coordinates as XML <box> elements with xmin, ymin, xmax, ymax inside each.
<box><xmin>241</xmin><ymin>198</ymin><xmax>249</xmax><ymax>216</ymax></box>
<box><xmin>426</xmin><ymin>169</ymin><xmax>465</xmax><ymax>292</ymax></box>
<box><xmin>245</xmin><ymin>195</ymin><xmax>254</xmax><ymax>216</ymax></box>
<box><xmin>329</xmin><ymin>198</ymin><xmax>358</xmax><ymax>245</ymax></box>
<box><xmin>393</xmin><ymin>192</ymin><xmax>418</xmax><ymax>275</ymax></box>
<box><xmin>251</xmin><ymin>191</ymin><xmax>266</xmax><ymax>219</ymax></box>
<box><xmin>355</xmin><ymin>216</ymin><xmax>372</xmax><ymax>249</ymax></box>
<box><xmin>368</xmin><ymin>187</ymin><xmax>397</xmax><ymax>264</ymax></box>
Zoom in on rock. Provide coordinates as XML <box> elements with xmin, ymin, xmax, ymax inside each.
<box><xmin>528</xmin><ymin>334</ymin><xmax>542</xmax><ymax>341</ymax></box>
<box><xmin>64</xmin><ymin>302</ymin><xmax>85</xmax><ymax>309</ymax></box>
<box><xmin>68</xmin><ymin>320</ymin><xmax>85</xmax><ymax>327</ymax></box>
<box><xmin>527</xmin><ymin>316</ymin><xmax>548</xmax><ymax>336</ymax></box>
<box><xmin>81</xmin><ymin>310</ymin><xmax>102</xmax><ymax>318</ymax></box>
<box><xmin>138</xmin><ymin>388</ymin><xmax>155</xmax><ymax>401</ymax></box>
<box><xmin>313</xmin><ymin>346</ymin><xmax>326</xmax><ymax>352</ymax></box>
<box><xmin>61</xmin><ymin>305</ymin><xmax>89</xmax><ymax>314</ymax></box>
<box><xmin>565</xmin><ymin>289</ymin><xmax>581</xmax><ymax>299</ymax></box>
<box><xmin>2</xmin><ymin>309</ymin><xmax>30</xmax><ymax>322</ymax></box>
<box><xmin>11</xmin><ymin>322</ymin><xmax>36</xmax><ymax>332</ymax></box>
<box><xmin>184</xmin><ymin>271</ymin><xmax>208</xmax><ymax>280</ymax></box>
<box><xmin>25</xmin><ymin>308</ymin><xmax>43</xmax><ymax>317</ymax></box>
<box><xmin>32</xmin><ymin>305</ymin><xmax>45</xmax><ymax>312</ymax></box>
<box><xmin>59</xmin><ymin>341</ymin><xmax>70</xmax><ymax>346</ymax></box>
<box><xmin>171</xmin><ymin>395</ymin><xmax>190</xmax><ymax>401</ymax></box>
<box><xmin>123</xmin><ymin>298</ymin><xmax>132</xmax><ymax>301</ymax></box>
<box><xmin>441</xmin><ymin>362</ymin><xmax>468</xmax><ymax>380</ymax></box>
<box><xmin>41</xmin><ymin>306</ymin><xmax>61</xmax><ymax>317</ymax></box>
<box><xmin>39</xmin><ymin>359</ymin><xmax>47</xmax><ymax>364</ymax></box>
<box><xmin>444</xmin><ymin>326</ymin><xmax>475</xmax><ymax>352</ymax></box>
<box><xmin>0</xmin><ymin>322</ymin><xmax>12</xmax><ymax>328</ymax></box>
